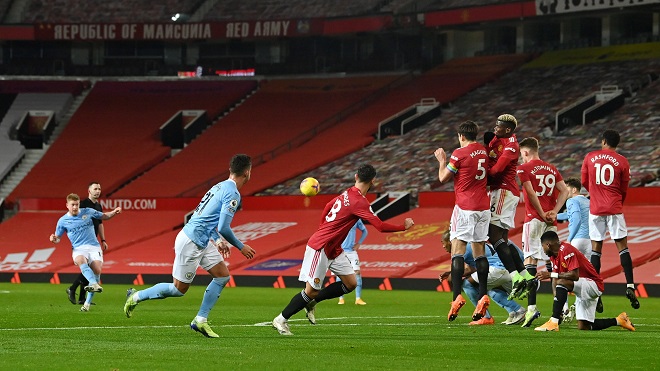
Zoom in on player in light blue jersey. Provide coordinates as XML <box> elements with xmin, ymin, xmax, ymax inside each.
<box><xmin>49</xmin><ymin>193</ymin><xmax>122</xmax><ymax>312</ymax></box>
<box><xmin>440</xmin><ymin>231</ymin><xmax>526</xmax><ymax>325</ymax></box>
<box><xmin>556</xmin><ymin>177</ymin><xmax>592</xmax><ymax>319</ymax></box>
<box><xmin>337</xmin><ymin>219</ymin><xmax>368</xmax><ymax>305</ymax></box>
<box><xmin>556</xmin><ymin>178</ymin><xmax>591</xmax><ymax>260</ymax></box>
<box><xmin>123</xmin><ymin>154</ymin><xmax>256</xmax><ymax>338</ymax></box>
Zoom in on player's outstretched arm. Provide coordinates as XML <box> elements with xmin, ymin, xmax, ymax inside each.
<box><xmin>49</xmin><ymin>234</ymin><xmax>61</xmax><ymax>243</ymax></box>
<box><xmin>240</xmin><ymin>244</ymin><xmax>255</xmax><ymax>259</ymax></box>
<box><xmin>102</xmin><ymin>207</ymin><xmax>122</xmax><ymax>220</ymax></box>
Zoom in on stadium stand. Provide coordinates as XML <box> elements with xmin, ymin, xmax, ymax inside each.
<box><xmin>22</xmin><ymin>0</ymin><xmax>201</xmax><ymax>23</ymax></box>
<box><xmin>261</xmin><ymin>56</ymin><xmax>660</xmax><ymax>195</ymax></box>
<box><xmin>111</xmin><ymin>75</ymin><xmax>403</xmax><ymax>198</ymax></box>
<box><xmin>248</xmin><ymin>54</ymin><xmax>531</xmax><ymax>195</ymax></box>
<box><xmin>203</xmin><ymin>0</ymin><xmax>385</xmax><ymax>21</ymax></box>
<box><xmin>6</xmin><ymin>80</ymin><xmax>257</xmax><ymax>204</ymax></box>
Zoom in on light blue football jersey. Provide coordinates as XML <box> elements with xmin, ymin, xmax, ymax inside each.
<box><xmin>183</xmin><ymin>179</ymin><xmax>242</xmax><ymax>249</ymax></box>
<box><xmin>55</xmin><ymin>208</ymin><xmax>104</xmax><ymax>249</ymax></box>
<box><xmin>464</xmin><ymin>241</ymin><xmax>523</xmax><ymax>270</ymax></box>
<box><xmin>341</xmin><ymin>219</ymin><xmax>368</xmax><ymax>252</ymax></box>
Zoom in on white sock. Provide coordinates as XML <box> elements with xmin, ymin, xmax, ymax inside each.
<box><xmin>195</xmin><ymin>316</ymin><xmax>207</xmax><ymax>323</ymax></box>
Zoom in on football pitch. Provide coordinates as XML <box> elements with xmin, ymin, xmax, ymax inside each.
<box><xmin>0</xmin><ymin>283</ymin><xmax>657</xmax><ymax>370</ymax></box>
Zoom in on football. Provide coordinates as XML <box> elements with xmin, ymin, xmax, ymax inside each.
<box><xmin>299</xmin><ymin>177</ymin><xmax>320</xmax><ymax>197</ymax></box>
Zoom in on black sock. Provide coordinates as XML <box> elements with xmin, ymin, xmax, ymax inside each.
<box><xmin>526</xmin><ymin>265</ymin><xmax>538</xmax><ymax>306</ymax></box>
<box><xmin>509</xmin><ymin>243</ymin><xmax>525</xmax><ymax>272</ymax></box>
<box><xmin>475</xmin><ymin>256</ymin><xmax>489</xmax><ymax>298</ymax></box>
<box><xmin>591</xmin><ymin>251</ymin><xmax>602</xmax><ymax>273</ymax></box>
<box><xmin>70</xmin><ymin>274</ymin><xmax>84</xmax><ymax>291</ymax></box>
<box><xmin>591</xmin><ymin>318</ymin><xmax>617</xmax><ymax>330</ymax></box>
<box><xmin>553</xmin><ymin>285</ymin><xmax>568</xmax><ymax>319</ymax></box>
<box><xmin>281</xmin><ymin>290</ymin><xmax>312</xmax><ymax>319</ymax></box>
<box><xmin>451</xmin><ymin>255</ymin><xmax>465</xmax><ymax>300</ymax></box>
<box><xmin>315</xmin><ymin>282</ymin><xmax>350</xmax><ymax>302</ymax></box>
<box><xmin>78</xmin><ymin>274</ymin><xmax>89</xmax><ymax>302</ymax></box>
<box><xmin>493</xmin><ymin>239</ymin><xmax>515</xmax><ymax>273</ymax></box>
<box><xmin>619</xmin><ymin>248</ymin><xmax>635</xmax><ymax>285</ymax></box>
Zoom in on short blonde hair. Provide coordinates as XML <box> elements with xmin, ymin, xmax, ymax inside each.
<box><xmin>66</xmin><ymin>193</ymin><xmax>80</xmax><ymax>202</ymax></box>
<box><xmin>497</xmin><ymin>114</ymin><xmax>518</xmax><ymax>130</ymax></box>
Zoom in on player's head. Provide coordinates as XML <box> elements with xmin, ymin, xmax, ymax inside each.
<box><xmin>441</xmin><ymin>230</ymin><xmax>451</xmax><ymax>253</ymax></box>
<box><xmin>87</xmin><ymin>181</ymin><xmax>101</xmax><ymax>200</ymax></box>
<box><xmin>457</xmin><ymin>121</ymin><xmax>479</xmax><ymax>143</ymax></box>
<box><xmin>494</xmin><ymin>114</ymin><xmax>517</xmax><ymax>137</ymax></box>
<box><xmin>540</xmin><ymin>230</ymin><xmax>560</xmax><ymax>257</ymax></box>
<box><xmin>601</xmin><ymin>129</ymin><xmax>620</xmax><ymax>149</ymax></box>
<box><xmin>564</xmin><ymin>177</ymin><xmax>582</xmax><ymax>197</ymax></box>
<box><xmin>229</xmin><ymin>154</ymin><xmax>252</xmax><ymax>181</ymax></box>
<box><xmin>518</xmin><ymin>137</ymin><xmax>539</xmax><ymax>163</ymax></box>
<box><xmin>66</xmin><ymin>193</ymin><xmax>81</xmax><ymax>216</ymax></box>
<box><xmin>356</xmin><ymin>164</ymin><xmax>377</xmax><ymax>188</ymax></box>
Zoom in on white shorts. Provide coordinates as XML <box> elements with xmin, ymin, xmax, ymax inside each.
<box><xmin>522</xmin><ymin>219</ymin><xmax>556</xmax><ymax>260</ymax></box>
<box><xmin>570</xmin><ymin>238</ymin><xmax>592</xmax><ymax>260</ymax></box>
<box><xmin>589</xmin><ymin>213</ymin><xmax>628</xmax><ymax>241</ymax></box>
<box><xmin>572</xmin><ymin>277</ymin><xmax>602</xmax><ymax>323</ymax></box>
<box><xmin>449</xmin><ymin>205</ymin><xmax>490</xmax><ymax>243</ymax></box>
<box><xmin>345</xmin><ymin>251</ymin><xmax>361</xmax><ymax>271</ymax></box>
<box><xmin>489</xmin><ymin>189</ymin><xmax>519</xmax><ymax>230</ymax></box>
<box><xmin>470</xmin><ymin>266</ymin><xmax>512</xmax><ymax>293</ymax></box>
<box><xmin>299</xmin><ymin>246</ymin><xmax>354</xmax><ymax>290</ymax></box>
<box><xmin>172</xmin><ymin>230</ymin><xmax>223</xmax><ymax>284</ymax></box>
<box><xmin>72</xmin><ymin>244</ymin><xmax>103</xmax><ymax>264</ymax></box>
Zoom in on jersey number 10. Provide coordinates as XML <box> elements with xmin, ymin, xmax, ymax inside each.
<box><xmin>594</xmin><ymin>163</ymin><xmax>615</xmax><ymax>186</ymax></box>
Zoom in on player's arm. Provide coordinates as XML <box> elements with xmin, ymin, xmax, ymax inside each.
<box><xmin>521</xmin><ymin>180</ymin><xmax>546</xmax><ymax>219</ymax></box>
<box><xmin>621</xmin><ymin>165</ymin><xmax>630</xmax><ymax>203</ymax></box>
<box><xmin>98</xmin><ymin>223</ymin><xmax>108</xmax><ymax>250</ymax></box>
<box><xmin>565</xmin><ymin>199</ymin><xmax>581</xmax><ymax>242</ymax></box>
<box><xmin>434</xmin><ymin>148</ymin><xmax>454</xmax><ymax>184</ymax></box>
<box><xmin>217</xmin><ymin>213</ymin><xmax>255</xmax><ymax>259</ymax></box>
<box><xmin>580</xmin><ymin>158</ymin><xmax>590</xmax><ymax>192</ymax></box>
<box><xmin>537</xmin><ymin>267</ymin><xmax>578</xmax><ymax>282</ymax></box>
<box><xmin>487</xmin><ymin>144</ymin><xmax>516</xmax><ymax>176</ymax></box>
<box><xmin>357</xmin><ymin>206</ymin><xmax>413</xmax><ymax>232</ymax></box>
<box><xmin>50</xmin><ymin>222</ymin><xmax>65</xmax><ymax>243</ymax></box>
<box><xmin>551</xmin><ymin>180</ymin><xmax>569</xmax><ymax>216</ymax></box>
<box><xmin>101</xmin><ymin>207</ymin><xmax>121</xmax><ymax>220</ymax></box>
<box><xmin>354</xmin><ymin>219</ymin><xmax>368</xmax><ymax>251</ymax></box>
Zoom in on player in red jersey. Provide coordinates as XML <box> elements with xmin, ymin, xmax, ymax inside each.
<box><xmin>435</xmin><ymin>120</ymin><xmax>491</xmax><ymax>322</ymax></box>
<box><xmin>514</xmin><ymin>137</ymin><xmax>569</xmax><ymax>328</ymax></box>
<box><xmin>486</xmin><ymin>114</ymin><xmax>531</xmax><ymax>289</ymax></box>
<box><xmin>533</xmin><ymin>231</ymin><xmax>635</xmax><ymax>332</ymax></box>
<box><xmin>581</xmin><ymin>129</ymin><xmax>639</xmax><ymax>310</ymax></box>
<box><xmin>272</xmin><ymin>165</ymin><xmax>414</xmax><ymax>335</ymax></box>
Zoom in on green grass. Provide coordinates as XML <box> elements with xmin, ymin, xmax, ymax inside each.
<box><xmin>0</xmin><ymin>283</ymin><xmax>657</xmax><ymax>370</ymax></box>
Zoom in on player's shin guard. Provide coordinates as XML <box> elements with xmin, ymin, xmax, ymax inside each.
<box><xmin>79</xmin><ymin>264</ymin><xmax>97</xmax><ymax>285</ymax></box>
<box><xmin>619</xmin><ymin>248</ymin><xmax>635</xmax><ymax>285</ymax></box>
<box><xmin>552</xmin><ymin>285</ymin><xmax>569</xmax><ymax>320</ymax></box>
<box><xmin>591</xmin><ymin>251</ymin><xmax>602</xmax><ymax>273</ymax></box>
<box><xmin>451</xmin><ymin>255</ymin><xmax>465</xmax><ymax>300</ymax></box>
<box><xmin>526</xmin><ymin>264</ymin><xmax>537</xmax><ymax>305</ymax></box>
<box><xmin>590</xmin><ymin>318</ymin><xmax>617</xmax><ymax>330</ymax></box>
<box><xmin>509</xmin><ymin>243</ymin><xmax>525</xmax><ymax>272</ymax></box>
<box><xmin>493</xmin><ymin>239</ymin><xmax>515</xmax><ymax>273</ymax></box>
<box><xmin>355</xmin><ymin>273</ymin><xmax>363</xmax><ymax>299</ymax></box>
<box><xmin>475</xmin><ymin>256</ymin><xmax>489</xmax><ymax>298</ymax></box>
<box><xmin>315</xmin><ymin>282</ymin><xmax>350</xmax><ymax>302</ymax></box>
<box><xmin>282</xmin><ymin>289</ymin><xmax>313</xmax><ymax>319</ymax></box>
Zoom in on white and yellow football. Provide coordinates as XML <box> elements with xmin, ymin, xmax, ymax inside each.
<box><xmin>299</xmin><ymin>177</ymin><xmax>320</xmax><ymax>197</ymax></box>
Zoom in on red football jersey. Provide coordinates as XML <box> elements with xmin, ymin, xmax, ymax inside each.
<box><xmin>306</xmin><ymin>186</ymin><xmax>405</xmax><ymax>259</ymax></box>
<box><xmin>447</xmin><ymin>142</ymin><xmax>490</xmax><ymax>211</ymax></box>
<box><xmin>550</xmin><ymin>242</ymin><xmax>604</xmax><ymax>292</ymax></box>
<box><xmin>517</xmin><ymin>159</ymin><xmax>564</xmax><ymax>223</ymax></box>
<box><xmin>581</xmin><ymin>149</ymin><xmax>630</xmax><ymax>215</ymax></box>
<box><xmin>487</xmin><ymin>134</ymin><xmax>520</xmax><ymax>195</ymax></box>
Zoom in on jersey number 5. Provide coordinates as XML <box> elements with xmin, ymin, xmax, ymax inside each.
<box><xmin>475</xmin><ymin>159</ymin><xmax>486</xmax><ymax>180</ymax></box>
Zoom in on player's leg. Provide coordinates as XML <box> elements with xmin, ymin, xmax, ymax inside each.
<box><xmin>588</xmin><ymin>214</ymin><xmax>607</xmax><ymax>273</ymax></box>
<box><xmin>335</xmin><ymin>276</ymin><xmax>345</xmax><ymax>304</ymax></box>
<box><xmin>73</xmin><ymin>248</ymin><xmax>99</xmax><ymax>288</ymax></box>
<box><xmin>608</xmin><ymin>214</ymin><xmax>639</xmax><ymax>309</ymax></box>
<box><xmin>350</xmin><ymin>252</ymin><xmax>366</xmax><ymax>305</ymax></box>
<box><xmin>521</xmin><ymin>225</ymin><xmax>548</xmax><ymax>328</ymax></box>
<box><xmin>471</xmin><ymin>223</ymin><xmax>491</xmax><ymax>322</ymax></box>
<box><xmin>463</xmin><ymin>278</ymin><xmax>494</xmax><ymax>325</ymax></box>
<box><xmin>448</xmin><ymin>236</ymin><xmax>467</xmax><ymax>321</ymax></box>
<box><xmin>67</xmin><ymin>273</ymin><xmax>84</xmax><ymax>304</ymax></box>
<box><xmin>77</xmin><ymin>274</ymin><xmax>89</xmax><ymax>304</ymax></box>
<box><xmin>534</xmin><ymin>278</ymin><xmax>574</xmax><ymax>331</ymax></box>
<box><xmin>189</xmin><ymin>246</ymin><xmax>230</xmax><ymax>337</ymax></box>
<box><xmin>489</xmin><ymin>190</ymin><xmax>526</xmax><ymax>277</ymax></box>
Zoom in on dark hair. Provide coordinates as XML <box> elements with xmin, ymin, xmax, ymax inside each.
<box><xmin>540</xmin><ymin>230</ymin><xmax>559</xmax><ymax>244</ymax></box>
<box><xmin>357</xmin><ymin>164</ymin><xmax>377</xmax><ymax>183</ymax></box>
<box><xmin>229</xmin><ymin>154</ymin><xmax>252</xmax><ymax>175</ymax></box>
<box><xmin>457</xmin><ymin>121</ymin><xmax>479</xmax><ymax>141</ymax></box>
<box><xmin>442</xmin><ymin>229</ymin><xmax>451</xmax><ymax>242</ymax></box>
<box><xmin>88</xmin><ymin>181</ymin><xmax>100</xmax><ymax>188</ymax></box>
<box><xmin>602</xmin><ymin>129</ymin><xmax>620</xmax><ymax>148</ymax></box>
<box><xmin>565</xmin><ymin>177</ymin><xmax>581</xmax><ymax>190</ymax></box>
<box><xmin>519</xmin><ymin>137</ymin><xmax>539</xmax><ymax>152</ymax></box>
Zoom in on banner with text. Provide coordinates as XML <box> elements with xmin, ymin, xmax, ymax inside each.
<box><xmin>535</xmin><ymin>0</ymin><xmax>660</xmax><ymax>15</ymax></box>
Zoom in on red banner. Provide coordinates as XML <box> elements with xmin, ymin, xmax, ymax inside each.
<box><xmin>424</xmin><ymin>2</ymin><xmax>536</xmax><ymax>27</ymax></box>
<box><xmin>33</xmin><ymin>19</ymin><xmax>323</xmax><ymax>41</ymax></box>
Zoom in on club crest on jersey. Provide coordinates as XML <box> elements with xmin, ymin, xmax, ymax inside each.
<box><xmin>314</xmin><ymin>278</ymin><xmax>320</xmax><ymax>285</ymax></box>
<box><xmin>185</xmin><ymin>272</ymin><xmax>195</xmax><ymax>280</ymax></box>
<box><xmin>82</xmin><ymin>215</ymin><xmax>88</xmax><ymax>220</ymax></box>
<box><xmin>229</xmin><ymin>199</ymin><xmax>239</xmax><ymax>212</ymax></box>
